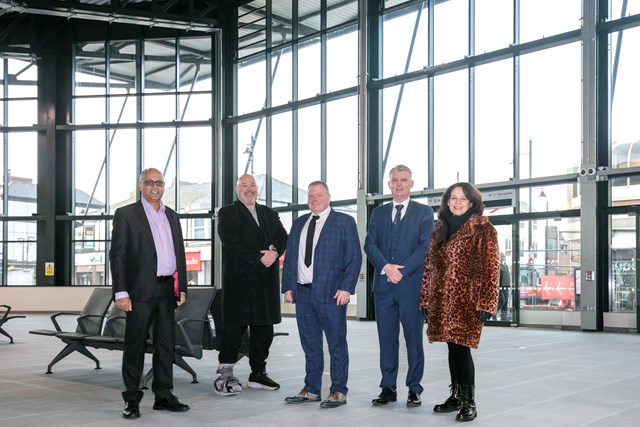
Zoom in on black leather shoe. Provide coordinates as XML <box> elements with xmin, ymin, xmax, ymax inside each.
<box><xmin>372</xmin><ymin>387</ymin><xmax>397</xmax><ymax>405</ymax></box>
<box><xmin>153</xmin><ymin>395</ymin><xmax>190</xmax><ymax>412</ymax></box>
<box><xmin>407</xmin><ymin>390</ymin><xmax>422</xmax><ymax>407</ymax></box>
<box><xmin>123</xmin><ymin>401</ymin><xmax>140</xmax><ymax>419</ymax></box>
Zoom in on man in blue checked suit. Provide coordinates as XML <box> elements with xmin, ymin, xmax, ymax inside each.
<box><xmin>364</xmin><ymin>165</ymin><xmax>434</xmax><ymax>407</ymax></box>
<box><xmin>282</xmin><ymin>180</ymin><xmax>362</xmax><ymax>409</ymax></box>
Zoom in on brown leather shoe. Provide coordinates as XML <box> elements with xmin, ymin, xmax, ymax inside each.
<box><xmin>285</xmin><ymin>389</ymin><xmax>321</xmax><ymax>403</ymax></box>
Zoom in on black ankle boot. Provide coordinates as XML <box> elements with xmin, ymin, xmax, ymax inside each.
<box><xmin>433</xmin><ymin>383</ymin><xmax>462</xmax><ymax>413</ymax></box>
<box><xmin>455</xmin><ymin>385</ymin><xmax>477</xmax><ymax>422</ymax></box>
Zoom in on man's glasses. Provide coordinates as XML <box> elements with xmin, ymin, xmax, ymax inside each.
<box><xmin>142</xmin><ymin>179</ymin><xmax>165</xmax><ymax>187</ymax></box>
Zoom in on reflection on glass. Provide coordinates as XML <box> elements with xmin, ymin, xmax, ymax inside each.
<box><xmin>74</xmin><ymin>218</ymin><xmax>107</xmax><ymax>286</ymax></box>
<box><xmin>519</xmin><ymin>218</ymin><xmax>580</xmax><ymax>312</ymax></box>
<box><xmin>327</xmin><ymin>26</ymin><xmax>358</xmax><ymax>92</ymax></box>
<box><xmin>109</xmin><ymin>129</ymin><xmax>137</xmax><ymax>212</ymax></box>
<box><xmin>7</xmin><ymin>100</ymin><xmax>37</xmax><ymax>126</ymax></box>
<box><xmin>434</xmin><ymin>71</ymin><xmax>468</xmax><ymax>188</ymax></box>
<box><xmin>75</xmin><ymin>130</ymin><xmax>107</xmax><ymax>214</ymax></box>
<box><xmin>298</xmin><ymin>37</ymin><xmax>321</xmax><ymax>100</ymax></box>
<box><xmin>271</xmin><ymin>47</ymin><xmax>292</xmax><ymax>107</ymax></box>
<box><xmin>143</xmin><ymin>128</ymin><xmax>177</xmax><ymax>203</ymax></box>
<box><xmin>237</xmin><ymin>119</ymin><xmax>266</xmax><ymax>178</ymax></box>
<box><xmin>75</xmin><ymin>41</ymin><xmax>106</xmax><ymax>97</ymax></box>
<box><xmin>144</xmin><ymin>39</ymin><xmax>176</xmax><ymax>92</ymax></box>
<box><xmin>7</xmin><ymin>58</ymin><xmax>37</xmax><ymax>98</ymax></box>
<box><xmin>519</xmin><ymin>0</ymin><xmax>581</xmax><ymax>45</ymax></box>
<box><xmin>110</xmin><ymin>41</ymin><xmax>137</xmax><ymax>94</ymax></box>
<box><xmin>382</xmin><ymin>80</ymin><xmax>429</xmax><ymax>191</ymax></box>
<box><xmin>493</xmin><ymin>224</ymin><xmax>514</xmax><ymax>322</ymax></box>
<box><xmin>8</xmin><ymin>133</ymin><xmax>38</xmax><ymax>216</ymax></box>
<box><xmin>178</xmin><ymin>127</ymin><xmax>212</xmax><ymax>213</ymax></box>
<box><xmin>519</xmin><ymin>43</ymin><xmax>581</xmax><ymax>178</ymax></box>
<box><xmin>272</xmin><ymin>112</ymin><xmax>292</xmax><ymax>206</ymax></box>
<box><xmin>610</xmin><ymin>26</ymin><xmax>640</xmax><ymax>208</ymax></box>
<box><xmin>475</xmin><ymin>59</ymin><xmax>513</xmax><ymax>184</ymax></box>
<box><xmin>434</xmin><ymin>0</ymin><xmax>468</xmax><ymax>65</ymax></box>
<box><xmin>298</xmin><ymin>105</ymin><xmax>322</xmax><ymax>193</ymax></box>
<box><xmin>238</xmin><ymin>58</ymin><xmax>267</xmax><ymax>114</ymax></box>
<box><xmin>7</xmin><ymin>222</ymin><xmax>37</xmax><ymax>286</ymax></box>
<box><xmin>611</xmin><ymin>215</ymin><xmax>636</xmax><ymax>313</ymax></box>
<box><xmin>327</xmin><ymin>96</ymin><xmax>358</xmax><ymax>201</ymax></box>
<box><xmin>383</xmin><ymin>3</ymin><xmax>428</xmax><ymax>78</ymax></box>
<box><xmin>475</xmin><ymin>0</ymin><xmax>512</xmax><ymax>54</ymax></box>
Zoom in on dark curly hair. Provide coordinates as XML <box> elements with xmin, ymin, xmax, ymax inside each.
<box><xmin>438</xmin><ymin>182</ymin><xmax>484</xmax><ymax>220</ymax></box>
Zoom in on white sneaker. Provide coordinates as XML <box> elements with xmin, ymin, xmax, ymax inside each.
<box><xmin>214</xmin><ymin>375</ymin><xmax>243</xmax><ymax>396</ymax></box>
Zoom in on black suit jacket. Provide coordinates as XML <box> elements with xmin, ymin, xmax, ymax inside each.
<box><xmin>110</xmin><ymin>200</ymin><xmax>187</xmax><ymax>302</ymax></box>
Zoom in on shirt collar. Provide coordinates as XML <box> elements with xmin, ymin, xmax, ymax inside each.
<box><xmin>141</xmin><ymin>197</ymin><xmax>165</xmax><ymax>214</ymax></box>
<box><xmin>393</xmin><ymin>197</ymin><xmax>410</xmax><ymax>210</ymax></box>
<box><xmin>312</xmin><ymin>206</ymin><xmax>331</xmax><ymax>220</ymax></box>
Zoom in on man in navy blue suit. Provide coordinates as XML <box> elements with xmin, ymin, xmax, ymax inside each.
<box><xmin>282</xmin><ymin>181</ymin><xmax>362</xmax><ymax>409</ymax></box>
<box><xmin>364</xmin><ymin>164</ymin><xmax>434</xmax><ymax>407</ymax></box>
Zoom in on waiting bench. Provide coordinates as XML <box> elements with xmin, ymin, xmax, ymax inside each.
<box><xmin>1</xmin><ymin>304</ymin><xmax>26</xmax><ymax>343</ymax></box>
<box><xmin>31</xmin><ymin>287</ymin><xmax>217</xmax><ymax>385</ymax></box>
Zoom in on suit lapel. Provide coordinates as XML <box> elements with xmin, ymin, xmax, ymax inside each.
<box><xmin>134</xmin><ymin>201</ymin><xmax>156</xmax><ymax>250</ymax></box>
<box><xmin>292</xmin><ymin>213</ymin><xmax>310</xmax><ymax>255</ymax></box>
<box><xmin>315</xmin><ymin>210</ymin><xmax>334</xmax><ymax>248</ymax></box>
<box><xmin>236</xmin><ymin>201</ymin><xmax>260</xmax><ymax>232</ymax></box>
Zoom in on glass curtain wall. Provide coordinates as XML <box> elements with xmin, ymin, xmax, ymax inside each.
<box><xmin>232</xmin><ymin>0</ymin><xmax>359</xmax><ymax>308</ymax></box>
<box><xmin>607</xmin><ymin>2</ymin><xmax>640</xmax><ymax>318</ymax></box>
<box><xmin>0</xmin><ymin>57</ymin><xmax>39</xmax><ymax>286</ymax></box>
<box><xmin>71</xmin><ymin>36</ymin><xmax>214</xmax><ymax>286</ymax></box>
<box><xmin>235</xmin><ymin>0</ymin><xmax>359</xmax><ymax>204</ymax></box>
<box><xmin>376</xmin><ymin>0</ymin><xmax>583</xmax><ymax>326</ymax></box>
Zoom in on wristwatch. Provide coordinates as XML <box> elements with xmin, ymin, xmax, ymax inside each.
<box><xmin>269</xmin><ymin>245</ymin><xmax>278</xmax><ymax>256</ymax></box>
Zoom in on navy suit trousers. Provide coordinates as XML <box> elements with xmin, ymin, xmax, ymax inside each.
<box><xmin>374</xmin><ymin>288</ymin><xmax>425</xmax><ymax>394</ymax></box>
<box><xmin>295</xmin><ymin>285</ymin><xmax>349</xmax><ymax>396</ymax></box>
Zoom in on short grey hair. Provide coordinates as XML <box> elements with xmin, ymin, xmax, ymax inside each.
<box><xmin>308</xmin><ymin>180</ymin><xmax>330</xmax><ymax>195</ymax></box>
<box><xmin>389</xmin><ymin>164</ymin><xmax>412</xmax><ymax>179</ymax></box>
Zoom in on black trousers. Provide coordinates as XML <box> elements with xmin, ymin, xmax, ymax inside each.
<box><xmin>122</xmin><ymin>281</ymin><xmax>175</xmax><ymax>402</ymax></box>
<box><xmin>446</xmin><ymin>342</ymin><xmax>475</xmax><ymax>386</ymax></box>
<box><xmin>218</xmin><ymin>324</ymin><xmax>274</xmax><ymax>373</ymax></box>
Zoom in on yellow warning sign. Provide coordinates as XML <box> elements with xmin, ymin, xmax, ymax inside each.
<box><xmin>45</xmin><ymin>262</ymin><xmax>55</xmax><ymax>276</ymax></box>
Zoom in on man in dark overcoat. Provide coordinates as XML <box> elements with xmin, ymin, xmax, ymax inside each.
<box><xmin>214</xmin><ymin>174</ymin><xmax>288</xmax><ymax>396</ymax></box>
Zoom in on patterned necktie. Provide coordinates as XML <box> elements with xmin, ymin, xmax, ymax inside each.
<box><xmin>393</xmin><ymin>205</ymin><xmax>403</xmax><ymax>226</ymax></box>
<box><xmin>304</xmin><ymin>215</ymin><xmax>320</xmax><ymax>267</ymax></box>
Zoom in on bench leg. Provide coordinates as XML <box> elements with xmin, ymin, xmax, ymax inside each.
<box><xmin>46</xmin><ymin>341</ymin><xmax>101</xmax><ymax>374</ymax></box>
<box><xmin>0</xmin><ymin>327</ymin><xmax>14</xmax><ymax>344</ymax></box>
<box><xmin>141</xmin><ymin>367</ymin><xmax>153</xmax><ymax>390</ymax></box>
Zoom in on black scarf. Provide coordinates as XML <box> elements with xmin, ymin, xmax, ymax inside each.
<box><xmin>438</xmin><ymin>210</ymin><xmax>474</xmax><ymax>243</ymax></box>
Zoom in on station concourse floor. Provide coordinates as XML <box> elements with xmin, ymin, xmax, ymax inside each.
<box><xmin>1</xmin><ymin>314</ymin><xmax>639</xmax><ymax>426</ymax></box>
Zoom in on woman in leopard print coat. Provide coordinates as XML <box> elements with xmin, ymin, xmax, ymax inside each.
<box><xmin>420</xmin><ymin>182</ymin><xmax>499</xmax><ymax>422</ymax></box>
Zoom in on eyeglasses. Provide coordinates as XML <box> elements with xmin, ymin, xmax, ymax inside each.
<box><xmin>142</xmin><ymin>179</ymin><xmax>165</xmax><ymax>187</ymax></box>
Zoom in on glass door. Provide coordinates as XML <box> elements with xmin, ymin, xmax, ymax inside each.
<box><xmin>490</xmin><ymin>223</ymin><xmax>516</xmax><ymax>324</ymax></box>
<box><xmin>610</xmin><ymin>213</ymin><xmax>638</xmax><ymax>324</ymax></box>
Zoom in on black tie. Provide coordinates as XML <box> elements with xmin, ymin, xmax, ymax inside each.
<box><xmin>304</xmin><ymin>215</ymin><xmax>320</xmax><ymax>267</ymax></box>
<box><xmin>393</xmin><ymin>205</ymin><xmax>403</xmax><ymax>225</ymax></box>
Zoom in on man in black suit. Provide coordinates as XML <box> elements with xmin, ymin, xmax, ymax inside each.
<box><xmin>214</xmin><ymin>174</ymin><xmax>288</xmax><ymax>396</ymax></box>
<box><xmin>111</xmin><ymin>167</ymin><xmax>190</xmax><ymax>419</ymax></box>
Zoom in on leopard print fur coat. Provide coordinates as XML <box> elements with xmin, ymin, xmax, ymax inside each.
<box><xmin>420</xmin><ymin>214</ymin><xmax>500</xmax><ymax>349</ymax></box>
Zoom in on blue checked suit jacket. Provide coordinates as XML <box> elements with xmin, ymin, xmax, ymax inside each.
<box><xmin>282</xmin><ymin>209</ymin><xmax>362</xmax><ymax>303</ymax></box>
